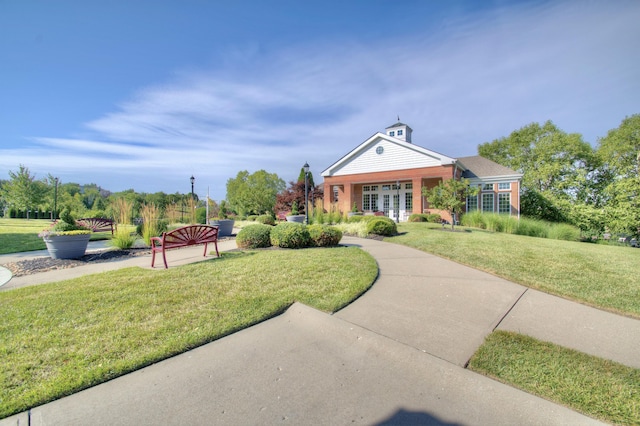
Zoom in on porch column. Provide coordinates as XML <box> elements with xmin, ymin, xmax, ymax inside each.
<box><xmin>342</xmin><ymin>183</ymin><xmax>353</xmax><ymax>214</ymax></box>
<box><xmin>412</xmin><ymin>177</ymin><xmax>422</xmax><ymax>215</ymax></box>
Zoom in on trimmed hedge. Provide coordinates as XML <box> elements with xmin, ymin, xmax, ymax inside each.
<box><xmin>308</xmin><ymin>224</ymin><xmax>343</xmax><ymax>247</ymax></box>
<box><xmin>236</xmin><ymin>224</ymin><xmax>273</xmax><ymax>249</ymax></box>
<box><xmin>365</xmin><ymin>217</ymin><xmax>397</xmax><ymax>236</ymax></box>
<box><xmin>255</xmin><ymin>214</ymin><xmax>275</xmax><ymax>225</ymax></box>
<box><xmin>270</xmin><ymin>222</ymin><xmax>311</xmax><ymax>249</ymax></box>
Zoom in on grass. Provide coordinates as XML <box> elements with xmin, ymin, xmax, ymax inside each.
<box><xmin>0</xmin><ymin>247</ymin><xmax>377</xmax><ymax>418</ymax></box>
<box><xmin>469</xmin><ymin>331</ymin><xmax>640</xmax><ymax>425</ymax></box>
<box><xmin>0</xmin><ymin>218</ymin><xmax>111</xmax><ymax>254</ymax></box>
<box><xmin>388</xmin><ymin>222</ymin><xmax>640</xmax><ymax>319</ymax></box>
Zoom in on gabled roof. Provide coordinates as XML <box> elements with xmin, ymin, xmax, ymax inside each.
<box><xmin>322</xmin><ymin>132</ymin><xmax>456</xmax><ymax>177</ymax></box>
<box><xmin>458</xmin><ymin>156</ymin><xmax>522</xmax><ymax>181</ymax></box>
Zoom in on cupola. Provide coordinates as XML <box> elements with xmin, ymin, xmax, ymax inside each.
<box><xmin>385</xmin><ymin>120</ymin><xmax>413</xmax><ymax>143</ymax></box>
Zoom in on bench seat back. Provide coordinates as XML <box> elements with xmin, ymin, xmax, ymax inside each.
<box><xmin>161</xmin><ymin>225</ymin><xmax>219</xmax><ymax>249</ymax></box>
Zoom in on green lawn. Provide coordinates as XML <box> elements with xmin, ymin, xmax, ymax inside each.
<box><xmin>388</xmin><ymin>222</ymin><xmax>640</xmax><ymax>319</ymax></box>
<box><xmin>469</xmin><ymin>331</ymin><xmax>640</xmax><ymax>425</ymax></box>
<box><xmin>0</xmin><ymin>248</ymin><xmax>378</xmax><ymax>418</ymax></box>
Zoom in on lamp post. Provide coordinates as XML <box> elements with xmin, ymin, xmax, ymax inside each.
<box><xmin>53</xmin><ymin>177</ymin><xmax>59</xmax><ymax>221</ymax></box>
<box><xmin>190</xmin><ymin>175</ymin><xmax>195</xmax><ymax>224</ymax></box>
<box><xmin>303</xmin><ymin>162</ymin><xmax>310</xmax><ymax>224</ymax></box>
<box><xmin>396</xmin><ymin>180</ymin><xmax>400</xmax><ymax>223</ymax></box>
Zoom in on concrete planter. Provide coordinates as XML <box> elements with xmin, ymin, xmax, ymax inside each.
<box><xmin>43</xmin><ymin>233</ymin><xmax>91</xmax><ymax>259</ymax></box>
<box><xmin>209</xmin><ymin>219</ymin><xmax>235</xmax><ymax>237</ymax></box>
<box><xmin>285</xmin><ymin>215</ymin><xmax>306</xmax><ymax>223</ymax></box>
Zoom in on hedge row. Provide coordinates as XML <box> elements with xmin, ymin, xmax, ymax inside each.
<box><xmin>236</xmin><ymin>223</ymin><xmax>343</xmax><ymax>249</ymax></box>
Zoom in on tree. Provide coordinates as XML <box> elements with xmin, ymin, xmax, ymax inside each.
<box><xmin>0</xmin><ymin>165</ymin><xmax>47</xmax><ymax>218</ymax></box>
<box><xmin>422</xmin><ymin>178</ymin><xmax>477</xmax><ymax>230</ymax></box>
<box><xmin>478</xmin><ymin>120</ymin><xmax>599</xmax><ymax>220</ymax></box>
<box><xmin>226</xmin><ymin>170</ymin><xmax>285</xmax><ymax>216</ymax></box>
<box><xmin>597</xmin><ymin>114</ymin><xmax>640</xmax><ymax>236</ymax></box>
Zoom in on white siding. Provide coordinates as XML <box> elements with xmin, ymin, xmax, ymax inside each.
<box><xmin>330</xmin><ymin>140</ymin><xmax>444</xmax><ymax>176</ymax></box>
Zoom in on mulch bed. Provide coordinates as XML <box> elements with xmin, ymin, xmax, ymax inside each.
<box><xmin>3</xmin><ymin>249</ymin><xmax>152</xmax><ymax>277</ymax></box>
<box><xmin>3</xmin><ymin>236</ymin><xmax>238</xmax><ymax>277</ymax></box>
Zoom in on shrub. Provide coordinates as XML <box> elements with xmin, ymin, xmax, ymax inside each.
<box><xmin>409</xmin><ymin>213</ymin><xmax>427</xmax><ymax>222</ymax></box>
<box><xmin>365</xmin><ymin>217</ymin><xmax>397</xmax><ymax>236</ymax></box>
<box><xmin>270</xmin><ymin>222</ymin><xmax>311</xmax><ymax>249</ymax></box>
<box><xmin>236</xmin><ymin>224</ymin><xmax>273</xmax><ymax>249</ymax></box>
<box><xmin>247</xmin><ymin>215</ymin><xmax>258</xmax><ymax>222</ymax></box>
<box><xmin>308</xmin><ymin>225</ymin><xmax>343</xmax><ymax>247</ymax></box>
<box><xmin>255</xmin><ymin>214</ymin><xmax>275</xmax><ymax>225</ymax></box>
<box><xmin>461</xmin><ymin>211</ymin><xmax>486</xmax><ymax>229</ymax></box>
<box><xmin>347</xmin><ymin>215</ymin><xmax>368</xmax><ymax>223</ymax></box>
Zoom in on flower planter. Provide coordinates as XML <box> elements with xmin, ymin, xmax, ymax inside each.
<box><xmin>286</xmin><ymin>215</ymin><xmax>306</xmax><ymax>223</ymax></box>
<box><xmin>209</xmin><ymin>219</ymin><xmax>235</xmax><ymax>237</ymax></box>
<box><xmin>43</xmin><ymin>234</ymin><xmax>91</xmax><ymax>259</ymax></box>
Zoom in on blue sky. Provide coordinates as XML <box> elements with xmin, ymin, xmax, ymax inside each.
<box><xmin>1</xmin><ymin>0</ymin><xmax>638</xmax><ymax>201</ymax></box>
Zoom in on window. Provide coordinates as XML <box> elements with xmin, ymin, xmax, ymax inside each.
<box><xmin>466</xmin><ymin>195</ymin><xmax>478</xmax><ymax>212</ymax></box>
<box><xmin>397</xmin><ymin>129</ymin><xmax>403</xmax><ymax>136</ymax></box>
<box><xmin>371</xmin><ymin>193</ymin><xmax>379</xmax><ymax>211</ymax></box>
<box><xmin>393</xmin><ymin>194</ymin><xmax>400</xmax><ymax>211</ymax></box>
<box><xmin>498</xmin><ymin>182</ymin><xmax>511</xmax><ymax>191</ymax></box>
<box><xmin>363</xmin><ymin>194</ymin><xmax>371</xmax><ymax>211</ymax></box>
<box><xmin>405</xmin><ymin>183</ymin><xmax>413</xmax><ymax>190</ymax></box>
<box><xmin>483</xmin><ymin>183</ymin><xmax>494</xmax><ymax>191</ymax></box>
<box><xmin>405</xmin><ymin>192</ymin><xmax>413</xmax><ymax>210</ymax></box>
<box><xmin>363</xmin><ymin>185</ymin><xmax>371</xmax><ymax>192</ymax></box>
<box><xmin>383</xmin><ymin>194</ymin><xmax>390</xmax><ymax>215</ymax></box>
<box><xmin>389</xmin><ymin>131</ymin><xmax>395</xmax><ymax>137</ymax></box>
<box><xmin>498</xmin><ymin>193</ymin><xmax>511</xmax><ymax>214</ymax></box>
<box><xmin>392</xmin><ymin>183</ymin><xmax>401</xmax><ymax>190</ymax></box>
<box><xmin>333</xmin><ymin>187</ymin><xmax>339</xmax><ymax>203</ymax></box>
<box><xmin>370</xmin><ymin>185</ymin><xmax>378</xmax><ymax>191</ymax></box>
<box><xmin>382</xmin><ymin>184</ymin><xmax>391</xmax><ymax>191</ymax></box>
<box><xmin>482</xmin><ymin>193</ymin><xmax>494</xmax><ymax>212</ymax></box>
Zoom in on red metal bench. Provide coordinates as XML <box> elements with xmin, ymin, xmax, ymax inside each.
<box><xmin>76</xmin><ymin>218</ymin><xmax>116</xmax><ymax>234</ymax></box>
<box><xmin>150</xmin><ymin>225</ymin><xmax>220</xmax><ymax>269</ymax></box>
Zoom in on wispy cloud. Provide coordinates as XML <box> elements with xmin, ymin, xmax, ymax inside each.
<box><xmin>2</xmin><ymin>1</ymin><xmax>638</xmax><ymax>199</ymax></box>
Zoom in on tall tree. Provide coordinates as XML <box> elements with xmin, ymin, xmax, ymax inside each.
<box><xmin>422</xmin><ymin>178</ymin><xmax>477</xmax><ymax>230</ymax></box>
<box><xmin>226</xmin><ymin>170</ymin><xmax>285</xmax><ymax>216</ymax></box>
<box><xmin>596</xmin><ymin>114</ymin><xmax>640</xmax><ymax>235</ymax></box>
<box><xmin>0</xmin><ymin>165</ymin><xmax>47</xmax><ymax>218</ymax></box>
<box><xmin>478</xmin><ymin>120</ymin><xmax>598</xmax><ymax>220</ymax></box>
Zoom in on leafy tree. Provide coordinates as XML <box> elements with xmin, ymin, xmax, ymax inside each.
<box><xmin>422</xmin><ymin>178</ymin><xmax>477</xmax><ymax>230</ymax></box>
<box><xmin>478</xmin><ymin>120</ymin><xmax>598</xmax><ymax>220</ymax></box>
<box><xmin>226</xmin><ymin>170</ymin><xmax>285</xmax><ymax>216</ymax></box>
<box><xmin>297</xmin><ymin>167</ymin><xmax>315</xmax><ymax>187</ymax></box>
<box><xmin>0</xmin><ymin>165</ymin><xmax>47</xmax><ymax>218</ymax></box>
<box><xmin>597</xmin><ymin>114</ymin><xmax>640</xmax><ymax>236</ymax></box>
<box><xmin>275</xmin><ymin>180</ymin><xmax>324</xmax><ymax>216</ymax></box>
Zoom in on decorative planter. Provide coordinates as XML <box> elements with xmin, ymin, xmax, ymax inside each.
<box><xmin>43</xmin><ymin>234</ymin><xmax>91</xmax><ymax>259</ymax></box>
<box><xmin>286</xmin><ymin>215</ymin><xmax>306</xmax><ymax>223</ymax></box>
<box><xmin>209</xmin><ymin>219</ymin><xmax>235</xmax><ymax>237</ymax></box>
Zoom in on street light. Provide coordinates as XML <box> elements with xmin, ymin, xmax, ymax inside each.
<box><xmin>190</xmin><ymin>175</ymin><xmax>195</xmax><ymax>224</ymax></box>
<box><xmin>190</xmin><ymin>175</ymin><xmax>195</xmax><ymax>200</ymax></box>
<box><xmin>53</xmin><ymin>177</ymin><xmax>59</xmax><ymax>221</ymax></box>
<box><xmin>303</xmin><ymin>162</ymin><xmax>310</xmax><ymax>224</ymax></box>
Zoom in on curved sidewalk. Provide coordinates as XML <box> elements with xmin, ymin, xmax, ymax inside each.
<box><xmin>2</xmin><ymin>237</ymin><xmax>638</xmax><ymax>425</ymax></box>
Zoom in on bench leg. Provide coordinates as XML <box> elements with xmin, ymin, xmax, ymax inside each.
<box><xmin>162</xmin><ymin>249</ymin><xmax>168</xmax><ymax>269</ymax></box>
<box><xmin>151</xmin><ymin>249</ymin><xmax>156</xmax><ymax>268</ymax></box>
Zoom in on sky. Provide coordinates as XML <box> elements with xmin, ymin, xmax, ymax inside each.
<box><xmin>1</xmin><ymin>0</ymin><xmax>639</xmax><ymax>201</ymax></box>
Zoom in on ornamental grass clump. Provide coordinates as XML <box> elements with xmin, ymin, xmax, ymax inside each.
<box><xmin>270</xmin><ymin>222</ymin><xmax>311</xmax><ymax>248</ymax></box>
<box><xmin>140</xmin><ymin>203</ymin><xmax>160</xmax><ymax>246</ymax></box>
<box><xmin>236</xmin><ymin>224</ymin><xmax>273</xmax><ymax>249</ymax></box>
<box><xmin>308</xmin><ymin>224</ymin><xmax>343</xmax><ymax>247</ymax></box>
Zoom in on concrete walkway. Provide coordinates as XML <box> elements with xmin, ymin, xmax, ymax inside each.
<box><xmin>1</xmin><ymin>236</ymin><xmax>638</xmax><ymax>425</ymax></box>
